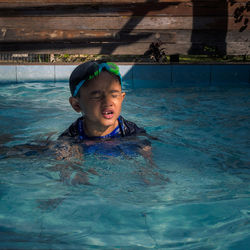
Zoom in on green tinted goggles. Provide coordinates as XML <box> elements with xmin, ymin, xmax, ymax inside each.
<box><xmin>73</xmin><ymin>62</ymin><xmax>122</xmax><ymax>97</ymax></box>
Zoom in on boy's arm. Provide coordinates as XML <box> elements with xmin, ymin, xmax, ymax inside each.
<box><xmin>140</xmin><ymin>145</ymin><xmax>155</xmax><ymax>167</ymax></box>
<box><xmin>137</xmin><ymin>137</ymin><xmax>170</xmax><ymax>185</ymax></box>
<box><xmin>55</xmin><ymin>141</ymin><xmax>82</xmax><ymax>161</ymax></box>
<box><xmin>53</xmin><ymin>141</ymin><xmax>93</xmax><ymax>185</ymax></box>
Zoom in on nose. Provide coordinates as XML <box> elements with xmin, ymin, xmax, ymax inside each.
<box><xmin>101</xmin><ymin>93</ymin><xmax>113</xmax><ymax>106</ymax></box>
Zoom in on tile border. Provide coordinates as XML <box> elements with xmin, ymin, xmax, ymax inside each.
<box><xmin>0</xmin><ymin>64</ymin><xmax>249</xmax><ymax>87</ymax></box>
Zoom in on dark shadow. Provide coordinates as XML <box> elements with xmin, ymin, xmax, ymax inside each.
<box><xmin>0</xmin><ymin>37</ymin><xmax>152</xmax><ymax>53</ymax></box>
<box><xmin>0</xmin><ymin>2</ymin><xmax>181</xmax><ymax>17</ymax></box>
<box><xmin>189</xmin><ymin>0</ymin><xmax>228</xmax><ymax>56</ymax></box>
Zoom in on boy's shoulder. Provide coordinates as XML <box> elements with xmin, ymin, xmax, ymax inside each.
<box><xmin>59</xmin><ymin>116</ymin><xmax>82</xmax><ymax>139</ymax></box>
<box><xmin>59</xmin><ymin>116</ymin><xmax>145</xmax><ymax>139</ymax></box>
<box><xmin>119</xmin><ymin>116</ymin><xmax>146</xmax><ymax>136</ymax></box>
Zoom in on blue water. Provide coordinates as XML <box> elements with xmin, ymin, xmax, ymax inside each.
<box><xmin>0</xmin><ymin>82</ymin><xmax>250</xmax><ymax>249</ymax></box>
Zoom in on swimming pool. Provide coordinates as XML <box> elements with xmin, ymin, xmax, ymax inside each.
<box><xmin>0</xmin><ymin>68</ymin><xmax>250</xmax><ymax>249</ymax></box>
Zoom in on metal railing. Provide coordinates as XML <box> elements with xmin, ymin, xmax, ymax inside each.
<box><xmin>0</xmin><ymin>53</ymin><xmax>52</xmax><ymax>63</ymax></box>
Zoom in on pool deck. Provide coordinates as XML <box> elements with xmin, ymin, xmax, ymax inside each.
<box><xmin>0</xmin><ymin>64</ymin><xmax>249</xmax><ymax>88</ymax></box>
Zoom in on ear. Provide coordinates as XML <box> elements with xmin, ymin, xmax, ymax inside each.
<box><xmin>121</xmin><ymin>92</ymin><xmax>126</xmax><ymax>102</ymax></box>
<box><xmin>69</xmin><ymin>97</ymin><xmax>82</xmax><ymax>113</ymax></box>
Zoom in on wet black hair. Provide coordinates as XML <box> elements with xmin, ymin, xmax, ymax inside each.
<box><xmin>69</xmin><ymin>60</ymin><xmax>121</xmax><ymax>97</ymax></box>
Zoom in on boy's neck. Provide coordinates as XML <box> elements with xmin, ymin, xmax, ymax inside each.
<box><xmin>83</xmin><ymin>119</ymin><xmax>119</xmax><ymax>137</ymax></box>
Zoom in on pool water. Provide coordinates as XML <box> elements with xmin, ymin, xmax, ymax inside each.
<box><xmin>0</xmin><ymin>82</ymin><xmax>250</xmax><ymax>249</ymax></box>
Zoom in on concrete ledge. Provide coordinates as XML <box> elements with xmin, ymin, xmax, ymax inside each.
<box><xmin>172</xmin><ymin>65</ymin><xmax>211</xmax><ymax>86</ymax></box>
<box><xmin>0</xmin><ymin>64</ymin><xmax>249</xmax><ymax>87</ymax></box>
<box><xmin>133</xmin><ymin>65</ymin><xmax>172</xmax><ymax>88</ymax></box>
<box><xmin>55</xmin><ymin>65</ymin><xmax>76</xmax><ymax>82</ymax></box>
<box><xmin>211</xmin><ymin>65</ymin><xmax>250</xmax><ymax>86</ymax></box>
<box><xmin>16</xmin><ymin>65</ymin><xmax>54</xmax><ymax>83</ymax></box>
<box><xmin>117</xmin><ymin>65</ymin><xmax>133</xmax><ymax>89</ymax></box>
<box><xmin>0</xmin><ymin>65</ymin><xmax>16</xmax><ymax>83</ymax></box>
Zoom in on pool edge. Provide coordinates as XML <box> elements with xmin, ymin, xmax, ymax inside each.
<box><xmin>0</xmin><ymin>64</ymin><xmax>249</xmax><ymax>87</ymax></box>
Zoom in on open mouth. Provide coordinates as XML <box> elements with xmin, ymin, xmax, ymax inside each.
<box><xmin>102</xmin><ymin>110</ymin><xmax>114</xmax><ymax>119</ymax></box>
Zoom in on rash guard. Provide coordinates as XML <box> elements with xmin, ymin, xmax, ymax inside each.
<box><xmin>60</xmin><ymin>116</ymin><xmax>146</xmax><ymax>141</ymax></box>
<box><xmin>59</xmin><ymin>116</ymin><xmax>149</xmax><ymax>157</ymax></box>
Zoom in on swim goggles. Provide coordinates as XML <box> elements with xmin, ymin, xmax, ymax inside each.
<box><xmin>73</xmin><ymin>62</ymin><xmax>122</xmax><ymax>97</ymax></box>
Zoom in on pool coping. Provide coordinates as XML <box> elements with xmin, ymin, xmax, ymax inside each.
<box><xmin>0</xmin><ymin>63</ymin><xmax>249</xmax><ymax>88</ymax></box>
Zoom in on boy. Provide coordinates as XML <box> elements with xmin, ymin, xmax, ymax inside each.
<box><xmin>60</xmin><ymin>60</ymin><xmax>147</xmax><ymax>143</ymax></box>
<box><xmin>57</xmin><ymin>60</ymin><xmax>154</xmax><ymax>185</ymax></box>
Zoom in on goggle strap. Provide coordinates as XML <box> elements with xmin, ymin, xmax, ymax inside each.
<box><xmin>73</xmin><ymin>79</ymin><xmax>85</xmax><ymax>97</ymax></box>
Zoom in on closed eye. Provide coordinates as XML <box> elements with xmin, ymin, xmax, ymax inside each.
<box><xmin>89</xmin><ymin>91</ymin><xmax>103</xmax><ymax>99</ymax></box>
<box><xmin>89</xmin><ymin>90</ymin><xmax>122</xmax><ymax>100</ymax></box>
<box><xmin>90</xmin><ymin>90</ymin><xmax>102</xmax><ymax>96</ymax></box>
<box><xmin>110</xmin><ymin>90</ymin><xmax>122</xmax><ymax>98</ymax></box>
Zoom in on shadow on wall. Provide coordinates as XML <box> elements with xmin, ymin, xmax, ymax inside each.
<box><xmin>0</xmin><ymin>1</ymin><xmax>249</xmax><ymax>56</ymax></box>
<box><xmin>188</xmin><ymin>0</ymin><xmax>228</xmax><ymax>56</ymax></box>
<box><xmin>120</xmin><ymin>64</ymin><xmax>250</xmax><ymax>89</ymax></box>
<box><xmin>0</xmin><ymin>0</ymin><xmax>181</xmax><ymax>54</ymax></box>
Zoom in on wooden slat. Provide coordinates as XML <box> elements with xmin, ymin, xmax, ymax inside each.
<box><xmin>0</xmin><ymin>0</ymin><xmax>237</xmax><ymax>6</ymax></box>
<box><xmin>1</xmin><ymin>29</ymin><xmax>249</xmax><ymax>44</ymax></box>
<box><xmin>0</xmin><ymin>0</ymin><xmax>248</xmax><ymax>4</ymax></box>
<box><xmin>0</xmin><ymin>0</ymin><xmax>249</xmax><ymax>56</ymax></box>
<box><xmin>0</xmin><ymin>16</ymin><xmax>248</xmax><ymax>30</ymax></box>
<box><xmin>0</xmin><ymin>0</ymin><xmax>189</xmax><ymax>8</ymax></box>
<box><xmin>0</xmin><ymin>41</ymin><xmax>248</xmax><ymax>55</ymax></box>
<box><xmin>0</xmin><ymin>2</ymin><xmax>248</xmax><ymax>17</ymax></box>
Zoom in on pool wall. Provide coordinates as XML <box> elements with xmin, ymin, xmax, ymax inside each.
<box><xmin>0</xmin><ymin>64</ymin><xmax>249</xmax><ymax>88</ymax></box>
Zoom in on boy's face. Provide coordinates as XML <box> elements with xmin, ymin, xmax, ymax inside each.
<box><xmin>70</xmin><ymin>71</ymin><xmax>125</xmax><ymax>132</ymax></box>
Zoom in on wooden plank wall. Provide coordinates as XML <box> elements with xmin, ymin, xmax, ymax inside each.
<box><xmin>0</xmin><ymin>0</ymin><xmax>249</xmax><ymax>55</ymax></box>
